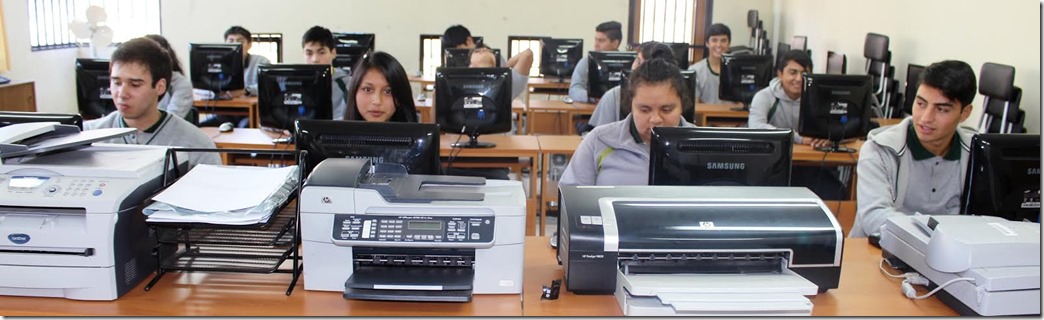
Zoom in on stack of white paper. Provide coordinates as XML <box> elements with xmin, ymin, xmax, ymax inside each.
<box><xmin>144</xmin><ymin>164</ymin><xmax>298</xmax><ymax>225</ymax></box>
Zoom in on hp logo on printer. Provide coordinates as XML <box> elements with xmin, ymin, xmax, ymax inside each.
<box><xmin>7</xmin><ymin>233</ymin><xmax>29</xmax><ymax>244</ymax></box>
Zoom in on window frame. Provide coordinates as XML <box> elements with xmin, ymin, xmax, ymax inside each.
<box><xmin>627</xmin><ymin>0</ymin><xmax>711</xmax><ymax>64</ymax></box>
<box><xmin>28</xmin><ymin>0</ymin><xmax>161</xmax><ymax>52</ymax></box>
<box><xmin>250</xmin><ymin>32</ymin><xmax>283</xmax><ymax>63</ymax></box>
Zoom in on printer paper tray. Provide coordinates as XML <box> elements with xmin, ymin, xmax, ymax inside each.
<box><xmin>620</xmin><ymin>268</ymin><xmax>819</xmax><ymax>296</ymax></box>
<box><xmin>344</xmin><ymin>265</ymin><xmax>474</xmax><ymax>302</ymax></box>
<box><xmin>617</xmin><ymin>269</ymin><xmax>816</xmax><ymax>316</ymax></box>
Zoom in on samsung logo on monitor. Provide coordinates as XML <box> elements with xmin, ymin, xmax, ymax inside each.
<box><xmin>461</xmin><ymin>84</ymin><xmax>485</xmax><ymax>91</ymax></box>
<box><xmin>1029</xmin><ymin>168</ymin><xmax>1040</xmax><ymax>175</ymax></box>
<box><xmin>831</xmin><ymin>90</ymin><xmax>851</xmax><ymax>95</ymax></box>
<box><xmin>282</xmin><ymin>80</ymin><xmax>303</xmax><ymax>86</ymax></box>
<box><xmin>707</xmin><ymin>162</ymin><xmax>746</xmax><ymax>170</ymax></box>
<box><xmin>345</xmin><ymin>155</ymin><xmax>384</xmax><ymax>164</ymax></box>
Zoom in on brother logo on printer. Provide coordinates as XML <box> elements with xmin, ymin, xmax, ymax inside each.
<box><xmin>707</xmin><ymin>162</ymin><xmax>745</xmax><ymax>170</ymax></box>
<box><xmin>7</xmin><ymin>233</ymin><xmax>29</xmax><ymax>244</ymax></box>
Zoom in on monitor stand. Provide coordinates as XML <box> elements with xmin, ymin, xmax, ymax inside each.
<box><xmin>814</xmin><ymin>140</ymin><xmax>857</xmax><ymax>153</ymax></box>
<box><xmin>452</xmin><ymin>133</ymin><xmax>495</xmax><ymax>148</ymax></box>
<box><xmin>262</xmin><ymin>127</ymin><xmax>294</xmax><ymax>144</ymax></box>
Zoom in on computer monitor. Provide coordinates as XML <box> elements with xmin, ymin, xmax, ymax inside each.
<box><xmin>257</xmin><ymin>64</ymin><xmax>333</xmax><ymax>137</ymax></box>
<box><xmin>587</xmin><ymin>51</ymin><xmax>637</xmax><ymax>100</ymax></box>
<box><xmin>333</xmin><ymin>33</ymin><xmax>375</xmax><ymax>75</ymax></box>
<box><xmin>826</xmin><ymin>51</ymin><xmax>847</xmax><ymax>75</ymax></box>
<box><xmin>961</xmin><ymin>133</ymin><xmax>1041</xmax><ymax>222</ymax></box>
<box><xmin>539</xmin><ymin>38</ymin><xmax>583</xmax><ymax>81</ymax></box>
<box><xmin>75</xmin><ymin>58</ymin><xmax>114</xmax><ymax>120</ymax></box>
<box><xmin>665</xmin><ymin>42</ymin><xmax>691</xmax><ymax>71</ymax></box>
<box><xmin>295</xmin><ymin>119</ymin><xmax>441</xmax><ymax>176</ymax></box>
<box><xmin>443</xmin><ymin>48</ymin><xmax>501</xmax><ymax>68</ymax></box>
<box><xmin>719</xmin><ymin>54</ymin><xmax>774</xmax><ymax>109</ymax></box>
<box><xmin>434</xmin><ymin>67</ymin><xmax>513</xmax><ymax>148</ymax></box>
<box><xmin>798</xmin><ymin>74</ymin><xmax>874</xmax><ymax>153</ymax></box>
<box><xmin>189</xmin><ymin>43</ymin><xmax>245</xmax><ymax>94</ymax></box>
<box><xmin>0</xmin><ymin>111</ymin><xmax>83</xmax><ymax>130</ymax></box>
<box><xmin>649</xmin><ymin>126</ymin><xmax>793</xmax><ymax>186</ymax></box>
<box><xmin>901</xmin><ymin>64</ymin><xmax>925</xmax><ymax>115</ymax></box>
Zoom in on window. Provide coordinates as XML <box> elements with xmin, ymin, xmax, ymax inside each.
<box><xmin>27</xmin><ymin>0</ymin><xmax>160</xmax><ymax>51</ymax></box>
<box><xmin>628</xmin><ymin>0</ymin><xmax>710</xmax><ymax>64</ymax></box>
<box><xmin>250</xmin><ymin>33</ymin><xmax>282</xmax><ymax>63</ymax></box>
<box><xmin>419</xmin><ymin>34</ymin><xmax>441</xmax><ymax>78</ymax></box>
<box><xmin>508</xmin><ymin>36</ymin><xmax>543</xmax><ymax>77</ymax></box>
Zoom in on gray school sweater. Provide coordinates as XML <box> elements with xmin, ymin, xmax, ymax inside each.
<box><xmin>244</xmin><ymin>54</ymin><xmax>271</xmax><ymax>96</ymax></box>
<box><xmin>689</xmin><ymin>58</ymin><xmax>723</xmax><ymax>104</ymax></box>
<box><xmin>331</xmin><ymin>68</ymin><xmax>351</xmax><ymax>120</ymax></box>
<box><xmin>85</xmin><ymin>111</ymin><xmax>222</xmax><ymax>169</ymax></box>
<box><xmin>560</xmin><ymin>113</ymin><xmax>695</xmax><ymax>186</ymax></box>
<box><xmin>587</xmin><ymin>85</ymin><xmax>623</xmax><ymax>127</ymax></box>
<box><xmin>158</xmin><ymin>72</ymin><xmax>193</xmax><ymax>119</ymax></box>
<box><xmin>568</xmin><ymin>56</ymin><xmax>593</xmax><ymax>103</ymax></box>
<box><xmin>748</xmin><ymin>78</ymin><xmax>805</xmax><ymax>144</ymax></box>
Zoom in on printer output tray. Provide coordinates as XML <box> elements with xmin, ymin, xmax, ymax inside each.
<box><xmin>344</xmin><ymin>265</ymin><xmax>474</xmax><ymax>302</ymax></box>
<box><xmin>617</xmin><ymin>268</ymin><xmax>817</xmax><ymax>316</ymax></box>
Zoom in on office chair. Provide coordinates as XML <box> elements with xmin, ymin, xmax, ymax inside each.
<box><xmin>864</xmin><ymin>33</ymin><xmax>895</xmax><ymax>118</ymax></box>
<box><xmin>826</xmin><ymin>51</ymin><xmax>847</xmax><ymax>75</ymax></box>
<box><xmin>900</xmin><ymin>64</ymin><xmax>925</xmax><ymax>116</ymax></box>
<box><xmin>976</xmin><ymin>62</ymin><xmax>1024</xmax><ymax>134</ymax></box>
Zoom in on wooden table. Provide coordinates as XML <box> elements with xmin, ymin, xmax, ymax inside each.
<box><xmin>525</xmin><ymin>77</ymin><xmax>570</xmax><ymax>102</ymax></box>
<box><xmin>407</xmin><ymin>75</ymin><xmax>435</xmax><ymax>88</ymax></box>
<box><xmin>522</xmin><ymin>237</ymin><xmax>959</xmax><ymax>316</ymax></box>
<box><xmin>694</xmin><ymin>103</ymin><xmax>748</xmax><ymax>126</ymax></box>
<box><xmin>441</xmin><ymin>134</ymin><xmax>541</xmax><ymax>235</ymax></box>
<box><xmin>535</xmin><ymin>135</ymin><xmax>582</xmax><ymax>236</ymax></box>
<box><xmin>194</xmin><ymin>96</ymin><xmax>259</xmax><ymax>128</ymax></box>
<box><xmin>202</xmin><ymin>127</ymin><xmax>294</xmax><ymax>165</ymax></box>
<box><xmin>525</xmin><ymin>100</ymin><xmax>596</xmax><ymax>135</ymax></box>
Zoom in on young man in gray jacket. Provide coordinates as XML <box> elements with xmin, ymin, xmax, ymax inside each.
<box><xmin>302</xmin><ymin>26</ymin><xmax>351</xmax><ymax>120</ymax></box>
<box><xmin>568</xmin><ymin>21</ymin><xmax>622</xmax><ymax>104</ymax></box>
<box><xmin>748</xmin><ymin>49</ymin><xmax>829</xmax><ymax>147</ymax></box>
<box><xmin>86</xmin><ymin>37</ymin><xmax>221</xmax><ymax>169</ymax></box>
<box><xmin>850</xmin><ymin>60</ymin><xmax>978</xmax><ymax>237</ymax></box>
<box><xmin>560</xmin><ymin>59</ymin><xmax>695</xmax><ymax>186</ymax></box>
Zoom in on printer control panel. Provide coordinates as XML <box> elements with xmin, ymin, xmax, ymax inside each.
<box><xmin>0</xmin><ymin>175</ymin><xmax>111</xmax><ymax>199</ymax></box>
<box><xmin>332</xmin><ymin>214</ymin><xmax>495</xmax><ymax>243</ymax></box>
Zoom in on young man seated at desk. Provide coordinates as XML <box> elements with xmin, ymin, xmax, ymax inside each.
<box><xmin>85</xmin><ymin>37</ymin><xmax>222</xmax><ymax>169</ymax></box>
<box><xmin>688</xmin><ymin>23</ymin><xmax>741</xmax><ymax>106</ymax></box>
<box><xmin>560</xmin><ymin>58</ymin><xmax>695</xmax><ymax>186</ymax></box>
<box><xmin>303</xmin><ymin>25</ymin><xmax>351</xmax><ymax>120</ymax></box>
<box><xmin>850</xmin><ymin>60</ymin><xmax>978</xmax><ymax>237</ymax></box>
<box><xmin>200</xmin><ymin>26</ymin><xmax>271</xmax><ymax>127</ymax></box>
<box><xmin>585</xmin><ymin>41</ymin><xmax>678</xmax><ymax>129</ymax></box>
<box><xmin>748</xmin><ymin>49</ymin><xmax>846</xmax><ymax>200</ymax></box>
<box><xmin>442</xmin><ymin>24</ymin><xmax>532</xmax><ymax>101</ymax></box>
<box><xmin>569</xmin><ymin>21</ymin><xmax>623</xmax><ymax>104</ymax></box>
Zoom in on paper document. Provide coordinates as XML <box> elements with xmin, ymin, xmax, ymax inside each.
<box><xmin>152</xmin><ymin>164</ymin><xmax>296</xmax><ymax>212</ymax></box>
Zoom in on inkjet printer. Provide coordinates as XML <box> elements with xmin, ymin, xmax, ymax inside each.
<box><xmin>558</xmin><ymin>185</ymin><xmax>843</xmax><ymax>316</ymax></box>
<box><xmin>0</xmin><ymin>123</ymin><xmax>182</xmax><ymax>300</ymax></box>
<box><xmin>880</xmin><ymin>214</ymin><xmax>1040</xmax><ymax>316</ymax></box>
<box><xmin>301</xmin><ymin>158</ymin><xmax>526</xmax><ymax>302</ymax></box>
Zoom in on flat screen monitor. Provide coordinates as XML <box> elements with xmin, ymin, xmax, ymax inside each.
<box><xmin>295</xmin><ymin>119</ymin><xmax>441</xmax><ymax>176</ymax></box>
<box><xmin>587</xmin><ymin>51</ymin><xmax>637</xmax><ymax>100</ymax></box>
<box><xmin>719</xmin><ymin>54</ymin><xmax>773</xmax><ymax>109</ymax></box>
<box><xmin>443</xmin><ymin>48</ymin><xmax>501</xmax><ymax>68</ymax></box>
<box><xmin>333</xmin><ymin>33</ymin><xmax>375</xmax><ymax>75</ymax></box>
<box><xmin>665</xmin><ymin>42</ymin><xmax>691</xmax><ymax>70</ymax></box>
<box><xmin>434</xmin><ymin>67</ymin><xmax>512</xmax><ymax>148</ymax></box>
<box><xmin>189</xmin><ymin>43</ymin><xmax>245</xmax><ymax>93</ymax></box>
<box><xmin>257</xmin><ymin>64</ymin><xmax>333</xmax><ymax>134</ymax></box>
<box><xmin>826</xmin><ymin>51</ymin><xmax>847</xmax><ymax>75</ymax></box>
<box><xmin>901</xmin><ymin>64</ymin><xmax>925</xmax><ymax>115</ymax></box>
<box><xmin>75</xmin><ymin>58</ymin><xmax>114</xmax><ymax>120</ymax></box>
<box><xmin>961</xmin><ymin>133</ymin><xmax>1040</xmax><ymax>222</ymax></box>
<box><xmin>649</xmin><ymin>126</ymin><xmax>793</xmax><ymax>186</ymax></box>
<box><xmin>798</xmin><ymin>74</ymin><xmax>873</xmax><ymax>152</ymax></box>
<box><xmin>0</xmin><ymin>111</ymin><xmax>83</xmax><ymax>130</ymax></box>
<box><xmin>540</xmin><ymin>38</ymin><xmax>583</xmax><ymax>80</ymax></box>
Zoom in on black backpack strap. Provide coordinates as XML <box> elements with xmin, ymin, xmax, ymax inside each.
<box><xmin>767</xmin><ymin>98</ymin><xmax>780</xmax><ymax>121</ymax></box>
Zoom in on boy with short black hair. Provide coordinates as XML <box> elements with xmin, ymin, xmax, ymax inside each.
<box><xmin>441</xmin><ymin>24</ymin><xmax>532</xmax><ymax>100</ymax></box>
<box><xmin>569</xmin><ymin>21</ymin><xmax>623</xmax><ymax>103</ymax></box>
<box><xmin>851</xmin><ymin>60</ymin><xmax>978</xmax><ymax>237</ymax></box>
<box><xmin>688</xmin><ymin>23</ymin><xmax>739</xmax><ymax>105</ymax></box>
<box><xmin>302</xmin><ymin>25</ymin><xmax>351</xmax><ymax>120</ymax></box>
<box><xmin>225</xmin><ymin>25</ymin><xmax>271</xmax><ymax>96</ymax></box>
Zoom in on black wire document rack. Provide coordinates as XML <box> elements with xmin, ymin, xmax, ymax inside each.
<box><xmin>142</xmin><ymin>148</ymin><xmax>305</xmax><ymax>295</ymax></box>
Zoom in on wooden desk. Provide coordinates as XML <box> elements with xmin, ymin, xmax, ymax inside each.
<box><xmin>526</xmin><ymin>100</ymin><xmax>595</xmax><ymax>135</ymax></box>
<box><xmin>535</xmin><ymin>135</ymin><xmax>582</xmax><ymax>236</ymax></box>
<box><xmin>522</xmin><ymin>237</ymin><xmax>958</xmax><ymax>316</ymax></box>
<box><xmin>525</xmin><ymin>77</ymin><xmax>570</xmax><ymax>103</ymax></box>
<box><xmin>194</xmin><ymin>96</ymin><xmax>259</xmax><ymax>128</ymax></box>
<box><xmin>407</xmin><ymin>75</ymin><xmax>435</xmax><ymax>88</ymax></box>
<box><xmin>875</xmin><ymin>117</ymin><xmax>904</xmax><ymax>127</ymax></box>
<box><xmin>202</xmin><ymin>127</ymin><xmax>295</xmax><ymax>165</ymax></box>
<box><xmin>694</xmin><ymin>103</ymin><xmax>748</xmax><ymax>126</ymax></box>
<box><xmin>441</xmin><ymin>134</ymin><xmax>541</xmax><ymax>235</ymax></box>
<box><xmin>0</xmin><ymin>80</ymin><xmax>36</xmax><ymax>112</ymax></box>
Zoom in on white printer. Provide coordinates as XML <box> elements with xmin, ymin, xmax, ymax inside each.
<box><xmin>300</xmin><ymin>158</ymin><xmax>526</xmax><ymax>302</ymax></box>
<box><xmin>880</xmin><ymin>214</ymin><xmax>1040</xmax><ymax>316</ymax></box>
<box><xmin>558</xmin><ymin>185</ymin><xmax>844</xmax><ymax>316</ymax></box>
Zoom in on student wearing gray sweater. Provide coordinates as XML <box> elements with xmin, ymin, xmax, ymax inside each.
<box><xmin>224</xmin><ymin>26</ymin><xmax>271</xmax><ymax>97</ymax></box>
<box><xmin>146</xmin><ymin>34</ymin><xmax>193</xmax><ymax>120</ymax></box>
<box><xmin>560</xmin><ymin>59</ymin><xmax>695</xmax><ymax>186</ymax></box>
<box><xmin>850</xmin><ymin>60</ymin><xmax>978</xmax><ymax>237</ymax></box>
<box><xmin>85</xmin><ymin>37</ymin><xmax>221</xmax><ymax>169</ymax></box>
<box><xmin>687</xmin><ymin>23</ymin><xmax>739</xmax><ymax>105</ymax></box>
<box><xmin>443</xmin><ymin>25</ymin><xmax>532</xmax><ymax>100</ymax></box>
<box><xmin>302</xmin><ymin>26</ymin><xmax>351</xmax><ymax>120</ymax></box>
<box><xmin>569</xmin><ymin>21</ymin><xmax>622</xmax><ymax>104</ymax></box>
<box><xmin>587</xmin><ymin>41</ymin><xmax>680</xmax><ymax>128</ymax></box>
<box><xmin>748</xmin><ymin>49</ymin><xmax>831</xmax><ymax>147</ymax></box>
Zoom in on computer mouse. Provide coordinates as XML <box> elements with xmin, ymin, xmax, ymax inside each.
<box><xmin>562</xmin><ymin>96</ymin><xmax>574</xmax><ymax>104</ymax></box>
<box><xmin>218</xmin><ymin>122</ymin><xmax>234</xmax><ymax>133</ymax></box>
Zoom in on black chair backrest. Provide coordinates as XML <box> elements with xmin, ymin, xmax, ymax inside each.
<box><xmin>863</xmin><ymin>33</ymin><xmax>889</xmax><ymax>61</ymax></box>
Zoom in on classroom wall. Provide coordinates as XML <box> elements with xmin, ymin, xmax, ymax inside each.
<box><xmin>711</xmin><ymin>0</ymin><xmax>775</xmax><ymax>49</ymax></box>
<box><xmin>776</xmin><ymin>0</ymin><xmax>1041</xmax><ymax>133</ymax></box>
